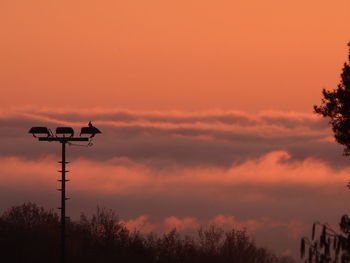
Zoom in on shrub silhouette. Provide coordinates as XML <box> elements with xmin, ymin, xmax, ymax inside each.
<box><xmin>300</xmin><ymin>217</ymin><xmax>350</xmax><ymax>263</ymax></box>
<box><xmin>0</xmin><ymin>202</ymin><xmax>295</xmax><ymax>263</ymax></box>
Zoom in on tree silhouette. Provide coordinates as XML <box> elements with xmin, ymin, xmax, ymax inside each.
<box><xmin>301</xmin><ymin>42</ymin><xmax>350</xmax><ymax>263</ymax></box>
<box><xmin>314</xmin><ymin>42</ymin><xmax>350</xmax><ymax>155</ymax></box>
<box><xmin>0</xmin><ymin>202</ymin><xmax>295</xmax><ymax>263</ymax></box>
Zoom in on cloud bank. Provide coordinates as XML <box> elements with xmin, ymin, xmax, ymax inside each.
<box><xmin>0</xmin><ymin>107</ymin><xmax>339</xmax><ymax>167</ymax></box>
<box><xmin>0</xmin><ymin>108</ymin><xmax>348</xmax><ymax>258</ymax></box>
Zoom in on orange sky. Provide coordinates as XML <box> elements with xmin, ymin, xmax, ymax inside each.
<box><xmin>1</xmin><ymin>1</ymin><xmax>350</xmax><ymax>258</ymax></box>
<box><xmin>1</xmin><ymin>0</ymin><xmax>349</xmax><ymax>111</ymax></box>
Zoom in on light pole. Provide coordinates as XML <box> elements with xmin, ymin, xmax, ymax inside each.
<box><xmin>29</xmin><ymin>124</ymin><xmax>101</xmax><ymax>263</ymax></box>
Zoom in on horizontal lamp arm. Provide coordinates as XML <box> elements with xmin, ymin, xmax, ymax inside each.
<box><xmin>38</xmin><ymin>137</ymin><xmax>89</xmax><ymax>142</ymax></box>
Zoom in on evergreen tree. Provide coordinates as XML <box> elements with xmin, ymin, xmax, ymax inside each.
<box><xmin>301</xmin><ymin>42</ymin><xmax>350</xmax><ymax>263</ymax></box>
<box><xmin>314</xmin><ymin>42</ymin><xmax>350</xmax><ymax>154</ymax></box>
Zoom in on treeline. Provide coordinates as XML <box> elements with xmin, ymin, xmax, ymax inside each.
<box><xmin>0</xmin><ymin>203</ymin><xmax>294</xmax><ymax>263</ymax></box>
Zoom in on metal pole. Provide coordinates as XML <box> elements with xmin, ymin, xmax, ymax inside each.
<box><xmin>31</xmin><ymin>127</ymin><xmax>99</xmax><ymax>262</ymax></box>
<box><xmin>60</xmin><ymin>141</ymin><xmax>67</xmax><ymax>263</ymax></box>
<box><xmin>31</xmin><ymin>127</ymin><xmax>99</xmax><ymax>263</ymax></box>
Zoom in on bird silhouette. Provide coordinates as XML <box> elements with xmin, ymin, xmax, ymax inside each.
<box><xmin>79</xmin><ymin>121</ymin><xmax>101</xmax><ymax>137</ymax></box>
<box><xmin>88</xmin><ymin>121</ymin><xmax>95</xmax><ymax>137</ymax></box>
<box><xmin>86</xmin><ymin>121</ymin><xmax>101</xmax><ymax>138</ymax></box>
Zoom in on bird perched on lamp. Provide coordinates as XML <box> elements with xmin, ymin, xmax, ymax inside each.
<box><xmin>80</xmin><ymin>121</ymin><xmax>102</xmax><ymax>138</ymax></box>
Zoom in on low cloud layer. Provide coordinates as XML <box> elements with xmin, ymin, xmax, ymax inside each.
<box><xmin>0</xmin><ymin>108</ymin><xmax>349</xmax><ymax>258</ymax></box>
<box><xmin>0</xmin><ymin>107</ymin><xmax>341</xmax><ymax>168</ymax></box>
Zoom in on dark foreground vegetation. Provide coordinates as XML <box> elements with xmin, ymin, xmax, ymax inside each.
<box><xmin>0</xmin><ymin>202</ymin><xmax>295</xmax><ymax>263</ymax></box>
<box><xmin>301</xmin><ymin>216</ymin><xmax>350</xmax><ymax>263</ymax></box>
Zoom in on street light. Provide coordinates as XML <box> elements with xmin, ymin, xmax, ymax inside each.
<box><xmin>29</xmin><ymin>123</ymin><xmax>101</xmax><ymax>263</ymax></box>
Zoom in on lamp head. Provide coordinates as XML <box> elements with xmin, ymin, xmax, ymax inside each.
<box><xmin>29</xmin><ymin>127</ymin><xmax>50</xmax><ymax>138</ymax></box>
<box><xmin>56</xmin><ymin>127</ymin><xmax>74</xmax><ymax>137</ymax></box>
<box><xmin>80</xmin><ymin>126</ymin><xmax>102</xmax><ymax>138</ymax></box>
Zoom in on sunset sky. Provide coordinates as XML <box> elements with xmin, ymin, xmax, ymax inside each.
<box><xmin>1</xmin><ymin>0</ymin><xmax>350</xmax><ymax>258</ymax></box>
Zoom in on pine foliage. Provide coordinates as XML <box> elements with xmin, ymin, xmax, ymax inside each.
<box><xmin>314</xmin><ymin>42</ymin><xmax>350</xmax><ymax>155</ymax></box>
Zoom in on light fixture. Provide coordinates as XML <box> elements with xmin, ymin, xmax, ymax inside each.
<box><xmin>56</xmin><ymin>127</ymin><xmax>74</xmax><ymax>137</ymax></box>
<box><xmin>80</xmin><ymin>126</ymin><xmax>102</xmax><ymax>138</ymax></box>
<box><xmin>28</xmin><ymin>126</ymin><xmax>51</xmax><ymax>137</ymax></box>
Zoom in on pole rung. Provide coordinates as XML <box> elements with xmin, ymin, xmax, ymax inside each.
<box><xmin>65</xmin><ymin>198</ymin><xmax>70</xmax><ymax>200</ymax></box>
<box><xmin>57</xmin><ymin>189</ymin><xmax>62</xmax><ymax>191</ymax></box>
<box><xmin>57</xmin><ymin>179</ymin><xmax>70</xmax><ymax>182</ymax></box>
<box><xmin>57</xmin><ymin>207</ymin><xmax>62</xmax><ymax>210</ymax></box>
<box><xmin>58</xmin><ymin>161</ymin><xmax>70</xmax><ymax>164</ymax></box>
<box><xmin>58</xmin><ymin>170</ymin><xmax>70</xmax><ymax>172</ymax></box>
